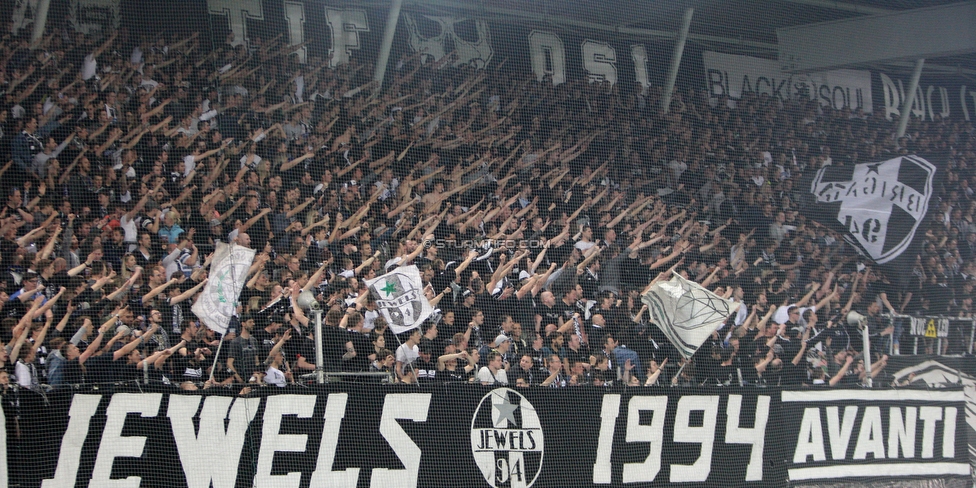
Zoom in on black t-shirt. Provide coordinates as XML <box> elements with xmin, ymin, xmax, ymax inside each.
<box><xmin>535</xmin><ymin>304</ymin><xmax>561</xmax><ymax>330</ymax></box>
<box><xmin>345</xmin><ymin>330</ymin><xmax>372</xmax><ymax>373</ymax></box>
<box><xmin>414</xmin><ymin>357</ymin><xmax>437</xmax><ymax>383</ymax></box>
<box><xmin>62</xmin><ymin>358</ymin><xmax>84</xmax><ymax>386</ymax></box>
<box><xmin>230</xmin><ymin>335</ymin><xmax>260</xmax><ymax>380</ymax></box>
<box><xmin>84</xmin><ymin>354</ymin><xmax>120</xmax><ymax>384</ymax></box>
<box><xmin>252</xmin><ymin>328</ymin><xmax>276</xmax><ymax>358</ymax></box>
<box><xmin>435</xmin><ymin>364</ymin><xmax>470</xmax><ymax>383</ymax></box>
<box><xmin>321</xmin><ymin>325</ymin><xmax>349</xmax><ymax>372</ymax></box>
<box><xmin>286</xmin><ymin>335</ymin><xmax>317</xmax><ymax>368</ymax></box>
<box><xmin>780</xmin><ymin>361</ymin><xmax>808</xmax><ymax>386</ymax></box>
<box><xmin>565</xmin><ymin>346</ymin><xmax>590</xmax><ymax>370</ymax></box>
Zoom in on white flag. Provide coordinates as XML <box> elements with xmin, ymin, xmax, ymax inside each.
<box><xmin>365</xmin><ymin>265</ymin><xmax>433</xmax><ymax>334</ymax></box>
<box><xmin>640</xmin><ymin>273</ymin><xmax>734</xmax><ymax>360</ymax></box>
<box><xmin>192</xmin><ymin>243</ymin><xmax>255</xmax><ymax>334</ymax></box>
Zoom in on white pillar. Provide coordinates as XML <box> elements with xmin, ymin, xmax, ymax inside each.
<box><xmin>896</xmin><ymin>58</ymin><xmax>925</xmax><ymax>139</ymax></box>
<box><xmin>373</xmin><ymin>0</ymin><xmax>404</xmax><ymax>91</ymax></box>
<box><xmin>30</xmin><ymin>0</ymin><xmax>52</xmax><ymax>49</ymax></box>
<box><xmin>662</xmin><ymin>8</ymin><xmax>694</xmax><ymax>114</ymax></box>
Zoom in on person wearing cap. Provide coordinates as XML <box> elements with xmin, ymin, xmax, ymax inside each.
<box><xmin>253</xmin><ymin>313</ymin><xmax>285</xmax><ymax>357</ymax></box>
<box><xmin>485</xmin><ymin>333</ymin><xmax>513</xmax><ymax>368</ymax></box>
<box><xmin>824</xmin><ymin>347</ymin><xmax>857</xmax><ymax>387</ymax></box>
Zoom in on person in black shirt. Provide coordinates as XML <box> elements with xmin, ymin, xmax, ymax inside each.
<box><xmin>228</xmin><ymin>315</ymin><xmax>260</xmax><ymax>383</ymax></box>
<box><xmin>345</xmin><ymin>311</ymin><xmax>372</xmax><ymax>374</ymax></box>
<box><xmin>414</xmin><ymin>340</ymin><xmax>438</xmax><ymax>383</ymax></box>
<box><xmin>235</xmin><ymin>195</ymin><xmax>271</xmax><ymax>252</ymax></box>
<box><xmin>512</xmin><ymin>353</ymin><xmax>538</xmax><ymax>386</ymax></box>
<box><xmin>86</xmin><ymin>322</ymin><xmax>160</xmax><ymax>385</ymax></box>
<box><xmin>251</xmin><ymin>314</ymin><xmax>283</xmax><ymax>359</ymax></box>
<box><xmin>59</xmin><ymin>316</ymin><xmax>112</xmax><ymax>386</ymax></box>
<box><xmin>322</xmin><ymin>308</ymin><xmax>352</xmax><ymax>372</ymax></box>
<box><xmin>435</xmin><ymin>346</ymin><xmax>476</xmax><ymax>383</ymax></box>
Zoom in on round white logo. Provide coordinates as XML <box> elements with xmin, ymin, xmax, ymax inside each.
<box><xmin>470</xmin><ymin>388</ymin><xmax>544</xmax><ymax>487</ymax></box>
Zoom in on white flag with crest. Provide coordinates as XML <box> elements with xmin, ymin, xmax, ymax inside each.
<box><xmin>365</xmin><ymin>265</ymin><xmax>433</xmax><ymax>334</ymax></box>
<box><xmin>192</xmin><ymin>243</ymin><xmax>255</xmax><ymax>334</ymax></box>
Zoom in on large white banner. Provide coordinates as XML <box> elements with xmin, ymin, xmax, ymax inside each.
<box><xmin>703</xmin><ymin>51</ymin><xmax>872</xmax><ymax>113</ymax></box>
<box><xmin>192</xmin><ymin>242</ymin><xmax>256</xmax><ymax>334</ymax></box>
<box><xmin>641</xmin><ymin>273</ymin><xmax>734</xmax><ymax>360</ymax></box>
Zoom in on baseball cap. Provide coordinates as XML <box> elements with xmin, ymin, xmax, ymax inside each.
<box><xmin>494</xmin><ymin>334</ymin><xmax>511</xmax><ymax>347</ymax></box>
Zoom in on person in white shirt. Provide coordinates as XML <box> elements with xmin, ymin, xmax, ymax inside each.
<box><xmin>264</xmin><ymin>329</ymin><xmax>293</xmax><ymax>387</ymax></box>
<box><xmin>395</xmin><ymin>329</ymin><xmax>422</xmax><ymax>381</ymax></box>
<box><xmin>477</xmin><ymin>351</ymin><xmax>509</xmax><ymax>386</ymax></box>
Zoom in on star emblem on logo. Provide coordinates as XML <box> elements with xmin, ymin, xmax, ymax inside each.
<box><xmin>381</xmin><ymin>280</ymin><xmax>397</xmax><ymax>296</ymax></box>
<box><xmin>493</xmin><ymin>395</ymin><xmax>519</xmax><ymax>428</ymax></box>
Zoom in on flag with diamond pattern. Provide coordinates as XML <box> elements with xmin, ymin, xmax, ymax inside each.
<box><xmin>641</xmin><ymin>272</ymin><xmax>734</xmax><ymax>360</ymax></box>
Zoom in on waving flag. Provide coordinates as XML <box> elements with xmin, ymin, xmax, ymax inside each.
<box><xmin>641</xmin><ymin>273</ymin><xmax>734</xmax><ymax>359</ymax></box>
<box><xmin>192</xmin><ymin>243</ymin><xmax>255</xmax><ymax>334</ymax></box>
<box><xmin>365</xmin><ymin>265</ymin><xmax>433</xmax><ymax>334</ymax></box>
<box><xmin>806</xmin><ymin>155</ymin><xmax>937</xmax><ymax>264</ymax></box>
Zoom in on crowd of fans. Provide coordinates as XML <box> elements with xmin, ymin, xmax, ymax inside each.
<box><xmin>0</xmin><ymin>24</ymin><xmax>974</xmax><ymax>397</ymax></box>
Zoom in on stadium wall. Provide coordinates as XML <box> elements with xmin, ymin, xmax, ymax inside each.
<box><xmin>5</xmin><ymin>384</ymin><xmax>974</xmax><ymax>487</ymax></box>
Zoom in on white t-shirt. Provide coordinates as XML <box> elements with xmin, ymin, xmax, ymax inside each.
<box><xmin>119</xmin><ymin>214</ymin><xmax>139</xmax><ymax>243</ymax></box>
<box><xmin>396</xmin><ymin>343</ymin><xmax>419</xmax><ymax>368</ymax></box>
<box><xmin>575</xmin><ymin>240</ymin><xmax>596</xmax><ymax>252</ymax></box>
<box><xmin>477</xmin><ymin>366</ymin><xmax>508</xmax><ymax>386</ymax></box>
<box><xmin>183</xmin><ymin>155</ymin><xmax>197</xmax><ymax>177</ymax></box>
<box><xmin>265</xmin><ymin>366</ymin><xmax>287</xmax><ymax>387</ymax></box>
<box><xmin>15</xmin><ymin>361</ymin><xmax>35</xmax><ymax>388</ymax></box>
<box><xmin>81</xmin><ymin>54</ymin><xmax>98</xmax><ymax>81</ymax></box>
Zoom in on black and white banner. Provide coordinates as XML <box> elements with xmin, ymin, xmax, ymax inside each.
<box><xmin>5</xmin><ymin>386</ymin><xmax>974</xmax><ymax>487</ymax></box>
<box><xmin>782</xmin><ymin>389</ymin><xmax>970</xmax><ymax>482</ymax></box>
<box><xmin>877</xmin><ymin>72</ymin><xmax>976</xmax><ymax>123</ymax></box>
<box><xmin>702</xmin><ymin>51</ymin><xmax>872</xmax><ymax>112</ymax></box>
<box><xmin>13</xmin><ymin>0</ymin><xmax>976</xmax><ymax>121</ymax></box>
<box><xmin>802</xmin><ymin>155</ymin><xmax>938</xmax><ymax>274</ymax></box>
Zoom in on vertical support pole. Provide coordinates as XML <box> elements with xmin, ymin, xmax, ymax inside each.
<box><xmin>661</xmin><ymin>8</ymin><xmax>694</xmax><ymax>114</ymax></box>
<box><xmin>373</xmin><ymin>0</ymin><xmax>404</xmax><ymax>92</ymax></box>
<box><xmin>896</xmin><ymin>58</ymin><xmax>925</xmax><ymax>139</ymax></box>
<box><xmin>968</xmin><ymin>319</ymin><xmax>974</xmax><ymax>355</ymax></box>
<box><xmin>30</xmin><ymin>0</ymin><xmax>52</xmax><ymax>49</ymax></box>
<box><xmin>862</xmin><ymin>323</ymin><xmax>872</xmax><ymax>388</ymax></box>
<box><xmin>314</xmin><ymin>309</ymin><xmax>325</xmax><ymax>384</ymax></box>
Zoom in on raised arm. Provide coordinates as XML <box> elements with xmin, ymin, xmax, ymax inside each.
<box><xmin>143</xmin><ymin>277</ymin><xmax>178</xmax><ymax>304</ymax></box>
<box><xmin>169</xmin><ymin>279</ymin><xmax>207</xmax><ymax>305</ymax></box>
<box><xmin>829</xmin><ymin>356</ymin><xmax>854</xmax><ymax>387</ymax></box>
<box><xmin>113</xmin><ymin>323</ymin><xmax>159</xmax><ymax>360</ymax></box>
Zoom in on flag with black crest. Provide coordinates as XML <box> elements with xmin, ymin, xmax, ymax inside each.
<box><xmin>365</xmin><ymin>265</ymin><xmax>434</xmax><ymax>334</ymax></box>
<box><xmin>803</xmin><ymin>154</ymin><xmax>940</xmax><ymax>281</ymax></box>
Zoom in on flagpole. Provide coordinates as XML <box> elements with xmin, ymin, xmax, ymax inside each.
<box><xmin>208</xmin><ymin>327</ymin><xmax>227</xmax><ymax>384</ymax></box>
<box><xmin>672</xmin><ymin>359</ymin><xmax>689</xmax><ymax>386</ymax></box>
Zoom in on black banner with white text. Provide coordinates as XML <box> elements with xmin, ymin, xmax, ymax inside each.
<box><xmin>3</xmin><ymin>385</ymin><xmax>973</xmax><ymax>487</ymax></box>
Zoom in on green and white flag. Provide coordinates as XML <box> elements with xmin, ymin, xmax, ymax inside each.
<box><xmin>641</xmin><ymin>272</ymin><xmax>734</xmax><ymax>359</ymax></box>
<box><xmin>365</xmin><ymin>265</ymin><xmax>433</xmax><ymax>334</ymax></box>
<box><xmin>192</xmin><ymin>242</ymin><xmax>255</xmax><ymax>334</ymax></box>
